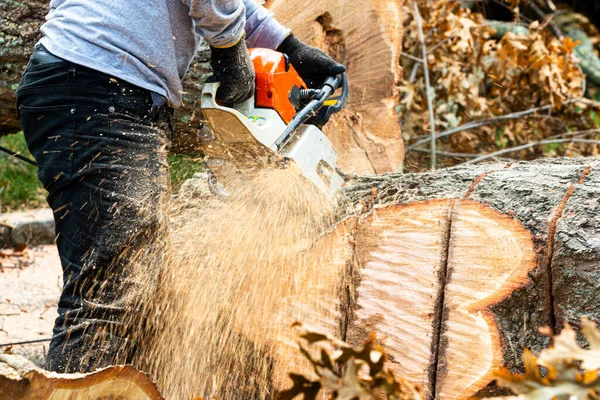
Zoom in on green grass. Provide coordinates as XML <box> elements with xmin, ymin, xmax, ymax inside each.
<box><xmin>0</xmin><ymin>133</ymin><xmax>46</xmax><ymax>212</ymax></box>
<box><xmin>168</xmin><ymin>153</ymin><xmax>205</xmax><ymax>190</ymax></box>
<box><xmin>591</xmin><ymin>110</ymin><xmax>600</xmax><ymax>127</ymax></box>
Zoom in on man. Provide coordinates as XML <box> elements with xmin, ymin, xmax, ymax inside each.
<box><xmin>16</xmin><ymin>0</ymin><xmax>344</xmax><ymax>373</ymax></box>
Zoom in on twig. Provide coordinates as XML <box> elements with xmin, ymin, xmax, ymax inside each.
<box><xmin>548</xmin><ymin>128</ymin><xmax>600</xmax><ymax>140</ymax></box>
<box><xmin>414</xmin><ymin>2</ymin><xmax>437</xmax><ymax>171</ymax></box>
<box><xmin>408</xmin><ymin>147</ymin><xmax>511</xmax><ymax>160</ymax></box>
<box><xmin>401</xmin><ymin>52</ymin><xmax>423</xmax><ymax>63</ymax></box>
<box><xmin>409</xmin><ymin>63</ymin><xmax>421</xmax><ymax>83</ymax></box>
<box><xmin>528</xmin><ymin>1</ymin><xmax>563</xmax><ymax>39</ymax></box>
<box><xmin>425</xmin><ymin>4</ymin><xmax>450</xmax><ymax>39</ymax></box>
<box><xmin>461</xmin><ymin>138</ymin><xmax>600</xmax><ymax>165</ymax></box>
<box><xmin>0</xmin><ymin>338</ymin><xmax>52</xmax><ymax>347</ymax></box>
<box><xmin>0</xmin><ymin>146</ymin><xmax>37</xmax><ymax>167</ymax></box>
<box><xmin>488</xmin><ymin>0</ymin><xmax>535</xmax><ymax>24</ymax></box>
<box><xmin>407</xmin><ymin>103</ymin><xmax>556</xmax><ymax>150</ymax></box>
<box><xmin>546</xmin><ymin>0</ymin><xmax>557</xmax><ymax>12</ymax></box>
<box><xmin>579</xmin><ymin>98</ymin><xmax>600</xmax><ymax>108</ymax></box>
<box><xmin>427</xmin><ymin>36</ymin><xmax>455</xmax><ymax>54</ymax></box>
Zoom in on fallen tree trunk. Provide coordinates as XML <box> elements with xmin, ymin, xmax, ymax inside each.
<box><xmin>2</xmin><ymin>158</ymin><xmax>599</xmax><ymax>399</ymax></box>
<box><xmin>272</xmin><ymin>157</ymin><xmax>600</xmax><ymax>399</ymax></box>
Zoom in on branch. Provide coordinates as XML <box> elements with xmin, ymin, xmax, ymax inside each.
<box><xmin>407</xmin><ymin>104</ymin><xmax>555</xmax><ymax>150</ymax></box>
<box><xmin>547</xmin><ymin>128</ymin><xmax>600</xmax><ymax>140</ymax></box>
<box><xmin>427</xmin><ymin>36</ymin><xmax>455</xmax><ymax>54</ymax></box>
<box><xmin>460</xmin><ymin>138</ymin><xmax>600</xmax><ymax>165</ymax></box>
<box><xmin>414</xmin><ymin>2</ymin><xmax>437</xmax><ymax>171</ymax></box>
<box><xmin>579</xmin><ymin>98</ymin><xmax>600</xmax><ymax>108</ymax></box>
<box><xmin>400</xmin><ymin>52</ymin><xmax>423</xmax><ymax>63</ymax></box>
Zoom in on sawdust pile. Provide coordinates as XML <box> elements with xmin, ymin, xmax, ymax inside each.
<box><xmin>129</xmin><ymin>166</ymin><xmax>340</xmax><ymax>399</ymax></box>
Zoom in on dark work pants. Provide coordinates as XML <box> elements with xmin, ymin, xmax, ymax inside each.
<box><xmin>16</xmin><ymin>46</ymin><xmax>172</xmax><ymax>373</ymax></box>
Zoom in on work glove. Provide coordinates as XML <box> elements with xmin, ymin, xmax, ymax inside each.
<box><xmin>277</xmin><ymin>33</ymin><xmax>346</xmax><ymax>89</ymax></box>
<box><xmin>209</xmin><ymin>37</ymin><xmax>255</xmax><ymax>104</ymax></box>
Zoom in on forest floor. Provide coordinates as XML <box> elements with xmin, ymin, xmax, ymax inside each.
<box><xmin>0</xmin><ymin>245</ymin><xmax>61</xmax><ymax>366</ymax></box>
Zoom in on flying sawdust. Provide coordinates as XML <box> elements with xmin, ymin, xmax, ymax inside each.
<box><xmin>127</xmin><ymin>166</ymin><xmax>341</xmax><ymax>399</ymax></box>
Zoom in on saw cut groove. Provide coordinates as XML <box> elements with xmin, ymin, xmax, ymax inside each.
<box><xmin>545</xmin><ymin>166</ymin><xmax>593</xmax><ymax>333</ymax></box>
<box><xmin>428</xmin><ymin>200</ymin><xmax>456</xmax><ymax>398</ymax></box>
<box><xmin>346</xmin><ymin>198</ymin><xmax>537</xmax><ymax>399</ymax></box>
<box><xmin>339</xmin><ymin>218</ymin><xmax>359</xmax><ymax>343</ymax></box>
<box><xmin>350</xmin><ymin>199</ymin><xmax>453</xmax><ymax>398</ymax></box>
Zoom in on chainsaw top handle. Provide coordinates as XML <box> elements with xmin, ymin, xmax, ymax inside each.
<box><xmin>274</xmin><ymin>72</ymin><xmax>348</xmax><ymax>150</ymax></box>
<box><xmin>320</xmin><ymin>73</ymin><xmax>349</xmax><ymax>115</ymax></box>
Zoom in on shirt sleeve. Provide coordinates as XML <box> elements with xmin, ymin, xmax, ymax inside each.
<box><xmin>184</xmin><ymin>0</ymin><xmax>247</xmax><ymax>48</ymax></box>
<box><xmin>243</xmin><ymin>0</ymin><xmax>290</xmax><ymax>49</ymax></box>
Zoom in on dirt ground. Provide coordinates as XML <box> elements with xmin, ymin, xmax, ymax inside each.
<box><xmin>0</xmin><ymin>245</ymin><xmax>61</xmax><ymax>366</ymax></box>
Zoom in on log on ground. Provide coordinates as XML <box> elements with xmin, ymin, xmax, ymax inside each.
<box><xmin>2</xmin><ymin>158</ymin><xmax>600</xmax><ymax>399</ymax></box>
<box><xmin>284</xmin><ymin>158</ymin><xmax>600</xmax><ymax>399</ymax></box>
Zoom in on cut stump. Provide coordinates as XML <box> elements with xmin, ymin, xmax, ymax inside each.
<box><xmin>265</xmin><ymin>0</ymin><xmax>404</xmax><ymax>174</ymax></box>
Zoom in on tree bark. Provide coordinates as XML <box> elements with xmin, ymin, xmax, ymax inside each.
<box><xmin>270</xmin><ymin>158</ymin><xmax>600</xmax><ymax>399</ymax></box>
<box><xmin>2</xmin><ymin>158</ymin><xmax>599</xmax><ymax>399</ymax></box>
<box><xmin>265</xmin><ymin>0</ymin><xmax>405</xmax><ymax>174</ymax></box>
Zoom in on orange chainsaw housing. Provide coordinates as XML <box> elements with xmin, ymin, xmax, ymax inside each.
<box><xmin>249</xmin><ymin>48</ymin><xmax>307</xmax><ymax>124</ymax></box>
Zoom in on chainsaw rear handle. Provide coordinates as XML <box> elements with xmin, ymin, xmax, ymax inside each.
<box><xmin>201</xmin><ymin>81</ymin><xmax>254</xmax><ymax>110</ymax></box>
<box><xmin>274</xmin><ymin>72</ymin><xmax>348</xmax><ymax>150</ymax></box>
<box><xmin>201</xmin><ymin>81</ymin><xmax>219</xmax><ymax>109</ymax></box>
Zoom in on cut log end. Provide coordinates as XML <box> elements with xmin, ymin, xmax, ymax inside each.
<box><xmin>345</xmin><ymin>199</ymin><xmax>536</xmax><ymax>399</ymax></box>
<box><xmin>436</xmin><ymin>200</ymin><xmax>537</xmax><ymax>399</ymax></box>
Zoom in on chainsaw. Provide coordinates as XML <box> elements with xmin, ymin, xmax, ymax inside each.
<box><xmin>200</xmin><ymin>48</ymin><xmax>348</xmax><ymax>198</ymax></box>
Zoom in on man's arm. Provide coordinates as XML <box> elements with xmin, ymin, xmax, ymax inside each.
<box><xmin>184</xmin><ymin>0</ymin><xmax>288</xmax><ymax>49</ymax></box>
<box><xmin>185</xmin><ymin>0</ymin><xmax>344</xmax><ymax>101</ymax></box>
<box><xmin>184</xmin><ymin>0</ymin><xmax>246</xmax><ymax>48</ymax></box>
<box><xmin>243</xmin><ymin>0</ymin><xmax>290</xmax><ymax>50</ymax></box>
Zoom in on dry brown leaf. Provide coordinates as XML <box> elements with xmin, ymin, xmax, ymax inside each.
<box><xmin>488</xmin><ymin>319</ymin><xmax>600</xmax><ymax>399</ymax></box>
<box><xmin>539</xmin><ymin>319</ymin><xmax>600</xmax><ymax>372</ymax></box>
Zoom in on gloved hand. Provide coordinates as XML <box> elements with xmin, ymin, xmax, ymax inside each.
<box><xmin>277</xmin><ymin>33</ymin><xmax>346</xmax><ymax>88</ymax></box>
<box><xmin>209</xmin><ymin>37</ymin><xmax>255</xmax><ymax>104</ymax></box>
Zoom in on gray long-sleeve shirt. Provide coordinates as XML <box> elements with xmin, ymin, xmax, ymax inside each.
<box><xmin>39</xmin><ymin>0</ymin><xmax>289</xmax><ymax>107</ymax></box>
